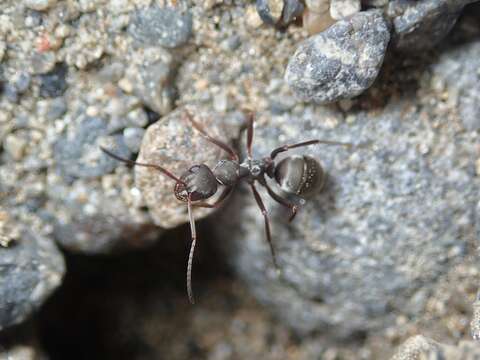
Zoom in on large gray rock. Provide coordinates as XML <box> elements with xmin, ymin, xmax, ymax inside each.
<box><xmin>285</xmin><ymin>10</ymin><xmax>390</xmax><ymax>104</ymax></box>
<box><xmin>0</xmin><ymin>216</ymin><xmax>65</xmax><ymax>330</ymax></box>
<box><xmin>432</xmin><ymin>41</ymin><xmax>480</xmax><ymax>131</ymax></box>
<box><xmin>387</xmin><ymin>0</ymin><xmax>470</xmax><ymax>51</ymax></box>
<box><xmin>215</xmin><ymin>97</ymin><xmax>477</xmax><ymax>336</ymax></box>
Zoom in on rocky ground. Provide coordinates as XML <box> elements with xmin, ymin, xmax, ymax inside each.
<box><xmin>0</xmin><ymin>0</ymin><xmax>479</xmax><ymax>359</ymax></box>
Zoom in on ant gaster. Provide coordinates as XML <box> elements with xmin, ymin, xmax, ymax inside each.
<box><xmin>100</xmin><ymin>110</ymin><xmax>351</xmax><ymax>304</ymax></box>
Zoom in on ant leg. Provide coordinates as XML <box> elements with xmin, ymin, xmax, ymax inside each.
<box><xmin>270</xmin><ymin>139</ymin><xmax>352</xmax><ymax>160</ymax></box>
<box><xmin>250</xmin><ymin>182</ymin><xmax>278</xmax><ymax>269</ymax></box>
<box><xmin>100</xmin><ymin>147</ymin><xmax>186</xmax><ymax>186</ymax></box>
<box><xmin>186</xmin><ymin>195</ymin><xmax>197</xmax><ymax>304</ymax></box>
<box><xmin>259</xmin><ymin>180</ymin><xmax>299</xmax><ymax>222</ymax></box>
<box><xmin>183</xmin><ymin>110</ymin><xmax>239</xmax><ymax>161</ymax></box>
<box><xmin>193</xmin><ymin>186</ymin><xmax>233</xmax><ymax>209</ymax></box>
<box><xmin>245</xmin><ymin>110</ymin><xmax>254</xmax><ymax>160</ymax></box>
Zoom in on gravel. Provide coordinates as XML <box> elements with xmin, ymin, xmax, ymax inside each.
<box><xmin>285</xmin><ymin>10</ymin><xmax>390</xmax><ymax>104</ymax></box>
<box><xmin>391</xmin><ymin>335</ymin><xmax>480</xmax><ymax>359</ymax></box>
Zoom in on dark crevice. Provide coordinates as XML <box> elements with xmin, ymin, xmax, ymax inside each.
<box><xmin>36</xmin><ymin>221</ymin><xmax>232</xmax><ymax>360</ymax></box>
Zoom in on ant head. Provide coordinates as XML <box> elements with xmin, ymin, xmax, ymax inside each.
<box><xmin>174</xmin><ymin>164</ymin><xmax>218</xmax><ymax>202</ymax></box>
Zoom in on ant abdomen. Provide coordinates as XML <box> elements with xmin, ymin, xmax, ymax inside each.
<box><xmin>274</xmin><ymin>155</ymin><xmax>325</xmax><ymax>196</ymax></box>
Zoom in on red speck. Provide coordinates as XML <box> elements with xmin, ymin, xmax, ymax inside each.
<box><xmin>36</xmin><ymin>34</ymin><xmax>51</xmax><ymax>53</ymax></box>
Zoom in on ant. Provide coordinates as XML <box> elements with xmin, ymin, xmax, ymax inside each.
<box><xmin>100</xmin><ymin>110</ymin><xmax>351</xmax><ymax>304</ymax></box>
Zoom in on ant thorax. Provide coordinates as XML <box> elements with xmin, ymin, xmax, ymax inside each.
<box><xmin>239</xmin><ymin>158</ymin><xmax>271</xmax><ymax>181</ymax></box>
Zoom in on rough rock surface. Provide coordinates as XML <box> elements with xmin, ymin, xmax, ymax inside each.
<box><xmin>391</xmin><ymin>335</ymin><xmax>480</xmax><ymax>360</ymax></box>
<box><xmin>285</xmin><ymin>10</ymin><xmax>390</xmax><ymax>104</ymax></box>
<box><xmin>215</xmin><ymin>92</ymin><xmax>478</xmax><ymax>336</ymax></box>
<box><xmin>432</xmin><ymin>41</ymin><xmax>480</xmax><ymax>131</ymax></box>
<box><xmin>135</xmin><ymin>105</ymin><xmax>238</xmax><ymax>229</ymax></box>
<box><xmin>387</xmin><ymin>0</ymin><xmax>467</xmax><ymax>51</ymax></box>
<box><xmin>0</xmin><ymin>218</ymin><xmax>65</xmax><ymax>330</ymax></box>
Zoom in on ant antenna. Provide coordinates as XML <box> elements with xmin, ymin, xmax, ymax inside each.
<box><xmin>186</xmin><ymin>194</ymin><xmax>196</xmax><ymax>304</ymax></box>
<box><xmin>99</xmin><ymin>147</ymin><xmax>186</xmax><ymax>186</ymax></box>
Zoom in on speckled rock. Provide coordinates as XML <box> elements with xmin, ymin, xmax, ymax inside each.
<box><xmin>387</xmin><ymin>0</ymin><xmax>468</xmax><ymax>51</ymax></box>
<box><xmin>391</xmin><ymin>336</ymin><xmax>480</xmax><ymax>359</ymax></box>
<box><xmin>128</xmin><ymin>6</ymin><xmax>193</xmax><ymax>49</ymax></box>
<box><xmin>54</xmin><ymin>116</ymin><xmax>131</xmax><ymax>180</ymax></box>
<box><xmin>0</xmin><ymin>217</ymin><xmax>65</xmax><ymax>330</ymax></box>
<box><xmin>285</xmin><ymin>9</ymin><xmax>390</xmax><ymax>104</ymax></box>
<box><xmin>215</xmin><ymin>97</ymin><xmax>478</xmax><ymax>336</ymax></box>
<box><xmin>135</xmin><ymin>105</ymin><xmax>238</xmax><ymax>229</ymax></box>
<box><xmin>432</xmin><ymin>41</ymin><xmax>480</xmax><ymax>131</ymax></box>
<box><xmin>125</xmin><ymin>48</ymin><xmax>176</xmax><ymax>116</ymax></box>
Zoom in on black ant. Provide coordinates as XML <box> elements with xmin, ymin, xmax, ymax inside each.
<box><xmin>100</xmin><ymin>110</ymin><xmax>351</xmax><ymax>303</ymax></box>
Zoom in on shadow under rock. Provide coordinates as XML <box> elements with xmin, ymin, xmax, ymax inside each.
<box><xmin>36</xmin><ymin>221</ymin><xmax>234</xmax><ymax>360</ymax></box>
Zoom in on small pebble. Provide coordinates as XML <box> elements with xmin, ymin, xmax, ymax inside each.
<box><xmin>128</xmin><ymin>6</ymin><xmax>193</xmax><ymax>48</ymax></box>
<box><xmin>13</xmin><ymin>72</ymin><xmax>31</xmax><ymax>94</ymax></box>
<box><xmin>123</xmin><ymin>127</ymin><xmax>145</xmax><ymax>153</ymax></box>
<box><xmin>45</xmin><ymin>97</ymin><xmax>67</xmax><ymax>120</ymax></box>
<box><xmin>256</xmin><ymin>0</ymin><xmax>304</xmax><ymax>27</ymax></box>
<box><xmin>3</xmin><ymin>83</ymin><xmax>18</xmax><ymax>103</ymax></box>
<box><xmin>303</xmin><ymin>4</ymin><xmax>335</xmax><ymax>35</ymax></box>
<box><xmin>30</xmin><ymin>51</ymin><xmax>56</xmax><ymax>75</ymax></box>
<box><xmin>4</xmin><ymin>134</ymin><xmax>27</xmax><ymax>160</ymax></box>
<box><xmin>24</xmin><ymin>0</ymin><xmax>57</xmax><ymax>11</ymax></box>
<box><xmin>38</xmin><ymin>62</ymin><xmax>68</xmax><ymax>98</ymax></box>
<box><xmin>330</xmin><ymin>0</ymin><xmax>361</xmax><ymax>20</ymax></box>
<box><xmin>286</xmin><ymin>10</ymin><xmax>390</xmax><ymax>103</ymax></box>
<box><xmin>0</xmin><ymin>41</ymin><xmax>5</xmax><ymax>62</ymax></box>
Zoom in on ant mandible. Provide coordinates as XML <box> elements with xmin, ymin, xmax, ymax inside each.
<box><xmin>100</xmin><ymin>110</ymin><xmax>351</xmax><ymax>304</ymax></box>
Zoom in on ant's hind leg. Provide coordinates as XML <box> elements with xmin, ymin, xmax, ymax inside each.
<box><xmin>244</xmin><ymin>110</ymin><xmax>255</xmax><ymax>160</ymax></box>
<box><xmin>260</xmin><ymin>180</ymin><xmax>299</xmax><ymax>222</ymax></box>
<box><xmin>250</xmin><ymin>182</ymin><xmax>279</xmax><ymax>269</ymax></box>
